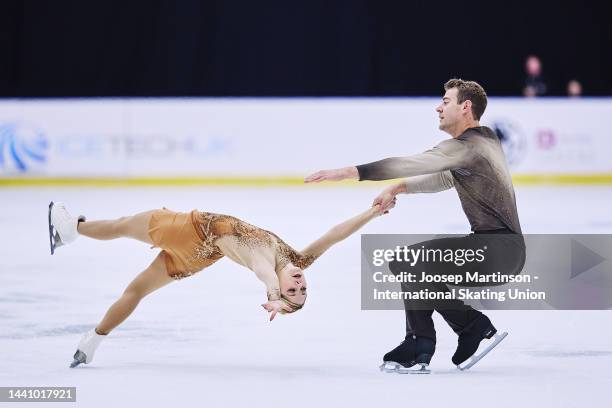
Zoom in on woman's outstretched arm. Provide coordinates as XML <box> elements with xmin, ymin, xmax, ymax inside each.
<box><xmin>300</xmin><ymin>203</ymin><xmax>393</xmax><ymax>259</ymax></box>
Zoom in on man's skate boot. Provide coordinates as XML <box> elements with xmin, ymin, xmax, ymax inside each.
<box><xmin>49</xmin><ymin>202</ymin><xmax>85</xmax><ymax>254</ymax></box>
<box><xmin>453</xmin><ymin>314</ymin><xmax>508</xmax><ymax>370</ymax></box>
<box><xmin>414</xmin><ymin>336</ymin><xmax>435</xmax><ymax>373</ymax></box>
<box><xmin>380</xmin><ymin>335</ymin><xmax>433</xmax><ymax>374</ymax></box>
<box><xmin>70</xmin><ymin>329</ymin><xmax>106</xmax><ymax>368</ymax></box>
<box><xmin>380</xmin><ymin>335</ymin><xmax>416</xmax><ymax>373</ymax></box>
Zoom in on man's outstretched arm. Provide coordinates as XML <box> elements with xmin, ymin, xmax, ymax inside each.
<box><xmin>305</xmin><ymin>139</ymin><xmax>469</xmax><ymax>183</ymax></box>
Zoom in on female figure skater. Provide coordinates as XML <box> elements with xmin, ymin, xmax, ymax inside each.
<box><xmin>48</xmin><ymin>200</ymin><xmax>395</xmax><ymax>367</ymax></box>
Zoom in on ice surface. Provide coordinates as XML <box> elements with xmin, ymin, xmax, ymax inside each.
<box><xmin>1</xmin><ymin>186</ymin><xmax>611</xmax><ymax>407</ymax></box>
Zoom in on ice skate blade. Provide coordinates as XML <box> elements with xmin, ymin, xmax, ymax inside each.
<box><xmin>379</xmin><ymin>362</ymin><xmax>400</xmax><ymax>373</ymax></box>
<box><xmin>379</xmin><ymin>362</ymin><xmax>430</xmax><ymax>374</ymax></box>
<box><xmin>69</xmin><ymin>350</ymin><xmax>87</xmax><ymax>368</ymax></box>
<box><xmin>457</xmin><ymin>331</ymin><xmax>508</xmax><ymax>371</ymax></box>
<box><xmin>48</xmin><ymin>202</ymin><xmax>56</xmax><ymax>255</ymax></box>
<box><xmin>48</xmin><ymin>202</ymin><xmax>66</xmax><ymax>255</ymax></box>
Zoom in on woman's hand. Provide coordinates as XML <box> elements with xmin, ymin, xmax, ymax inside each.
<box><xmin>261</xmin><ymin>300</ymin><xmax>293</xmax><ymax>321</ymax></box>
<box><xmin>373</xmin><ymin>191</ymin><xmax>397</xmax><ymax>212</ymax></box>
<box><xmin>373</xmin><ymin>198</ymin><xmax>396</xmax><ymax>216</ymax></box>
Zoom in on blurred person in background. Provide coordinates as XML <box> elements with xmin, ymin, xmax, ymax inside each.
<box><xmin>523</xmin><ymin>55</ymin><xmax>547</xmax><ymax>97</ymax></box>
<box><xmin>567</xmin><ymin>79</ymin><xmax>583</xmax><ymax>97</ymax></box>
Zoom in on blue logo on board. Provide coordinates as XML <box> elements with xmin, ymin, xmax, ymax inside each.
<box><xmin>490</xmin><ymin>120</ymin><xmax>527</xmax><ymax>166</ymax></box>
<box><xmin>0</xmin><ymin>123</ymin><xmax>49</xmax><ymax>172</ymax></box>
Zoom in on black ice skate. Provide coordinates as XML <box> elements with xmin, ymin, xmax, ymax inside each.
<box><xmin>453</xmin><ymin>314</ymin><xmax>508</xmax><ymax>371</ymax></box>
<box><xmin>380</xmin><ymin>336</ymin><xmax>434</xmax><ymax>374</ymax></box>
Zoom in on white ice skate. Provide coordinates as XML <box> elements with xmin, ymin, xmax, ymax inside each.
<box><xmin>48</xmin><ymin>202</ymin><xmax>85</xmax><ymax>254</ymax></box>
<box><xmin>457</xmin><ymin>331</ymin><xmax>508</xmax><ymax>371</ymax></box>
<box><xmin>70</xmin><ymin>329</ymin><xmax>106</xmax><ymax>368</ymax></box>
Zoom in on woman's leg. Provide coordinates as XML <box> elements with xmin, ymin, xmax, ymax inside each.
<box><xmin>95</xmin><ymin>252</ymin><xmax>173</xmax><ymax>334</ymax></box>
<box><xmin>77</xmin><ymin>210</ymin><xmax>157</xmax><ymax>244</ymax></box>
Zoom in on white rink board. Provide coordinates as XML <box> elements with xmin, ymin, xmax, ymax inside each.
<box><xmin>0</xmin><ymin>98</ymin><xmax>610</xmax><ymax>177</ymax></box>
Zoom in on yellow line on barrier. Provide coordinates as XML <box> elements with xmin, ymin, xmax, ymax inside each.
<box><xmin>0</xmin><ymin>177</ymin><xmax>362</xmax><ymax>187</ymax></box>
<box><xmin>511</xmin><ymin>174</ymin><xmax>612</xmax><ymax>185</ymax></box>
<box><xmin>1</xmin><ymin>175</ymin><xmax>612</xmax><ymax>187</ymax></box>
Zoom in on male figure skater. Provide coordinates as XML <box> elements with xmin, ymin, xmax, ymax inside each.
<box><xmin>305</xmin><ymin>79</ymin><xmax>525</xmax><ymax>372</ymax></box>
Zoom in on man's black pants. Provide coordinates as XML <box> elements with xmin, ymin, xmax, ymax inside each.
<box><xmin>388</xmin><ymin>230</ymin><xmax>525</xmax><ymax>342</ymax></box>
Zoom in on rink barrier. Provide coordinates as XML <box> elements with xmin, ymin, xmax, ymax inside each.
<box><xmin>1</xmin><ymin>98</ymin><xmax>611</xmax><ymax>178</ymax></box>
<box><xmin>2</xmin><ymin>174</ymin><xmax>612</xmax><ymax>187</ymax></box>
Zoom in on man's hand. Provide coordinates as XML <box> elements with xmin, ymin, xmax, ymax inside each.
<box><xmin>373</xmin><ymin>183</ymin><xmax>407</xmax><ymax>213</ymax></box>
<box><xmin>304</xmin><ymin>166</ymin><xmax>359</xmax><ymax>183</ymax></box>
<box><xmin>261</xmin><ymin>300</ymin><xmax>293</xmax><ymax>321</ymax></box>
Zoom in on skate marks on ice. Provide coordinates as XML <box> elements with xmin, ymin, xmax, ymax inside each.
<box><xmin>0</xmin><ymin>306</ymin><xmax>178</xmax><ymax>341</ymax></box>
<box><xmin>0</xmin><ymin>323</ymin><xmax>93</xmax><ymax>340</ymax></box>
<box><xmin>523</xmin><ymin>349</ymin><xmax>612</xmax><ymax>358</ymax></box>
<box><xmin>0</xmin><ymin>291</ymin><xmax>63</xmax><ymax>304</ymax></box>
<box><xmin>99</xmin><ymin>361</ymin><xmax>338</xmax><ymax>379</ymax></box>
<box><xmin>34</xmin><ymin>324</ymin><xmax>94</xmax><ymax>338</ymax></box>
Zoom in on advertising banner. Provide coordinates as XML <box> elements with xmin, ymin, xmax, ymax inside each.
<box><xmin>1</xmin><ymin>98</ymin><xmax>610</xmax><ymax>181</ymax></box>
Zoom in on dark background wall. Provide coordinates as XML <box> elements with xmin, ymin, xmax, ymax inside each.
<box><xmin>1</xmin><ymin>0</ymin><xmax>610</xmax><ymax>97</ymax></box>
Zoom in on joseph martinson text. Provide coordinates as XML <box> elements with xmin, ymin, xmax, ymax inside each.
<box><xmin>372</xmin><ymin>271</ymin><xmax>534</xmax><ymax>285</ymax></box>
